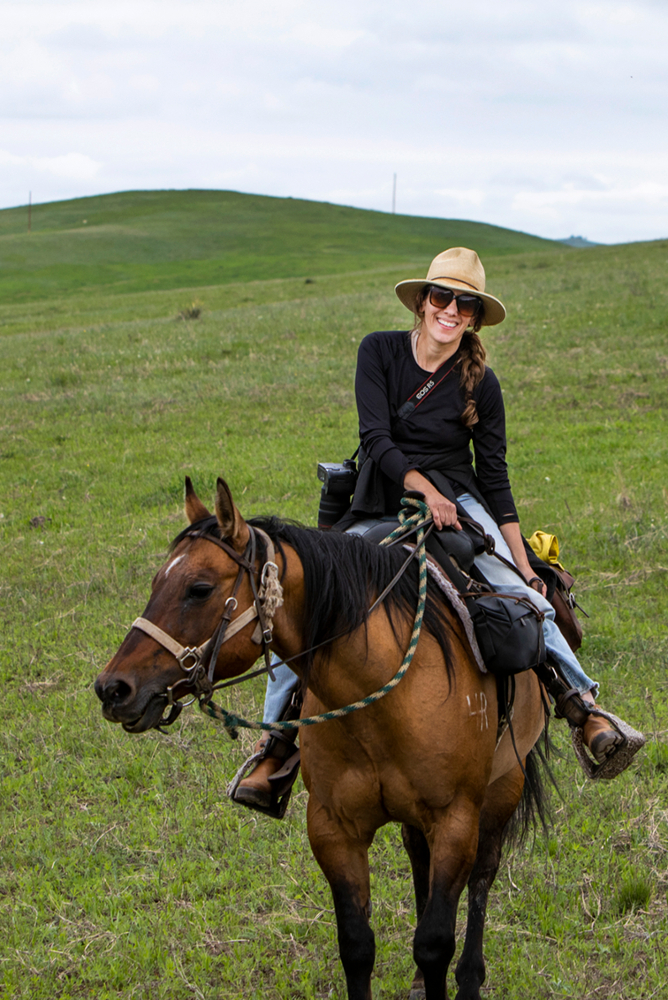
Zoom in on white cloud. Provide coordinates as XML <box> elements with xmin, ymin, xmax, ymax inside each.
<box><xmin>515</xmin><ymin>181</ymin><xmax>668</xmax><ymax>210</ymax></box>
<box><xmin>37</xmin><ymin>152</ymin><xmax>101</xmax><ymax>179</ymax></box>
<box><xmin>513</xmin><ymin>182</ymin><xmax>668</xmax><ymax>228</ymax></box>
<box><xmin>1</xmin><ymin>0</ymin><xmax>668</xmax><ymax>242</ymax></box>
<box><xmin>286</xmin><ymin>24</ymin><xmax>365</xmax><ymax>49</ymax></box>
<box><xmin>434</xmin><ymin>189</ymin><xmax>486</xmax><ymax>208</ymax></box>
<box><xmin>0</xmin><ymin>148</ymin><xmax>101</xmax><ymax>180</ymax></box>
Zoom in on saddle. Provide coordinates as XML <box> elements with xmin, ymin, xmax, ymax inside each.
<box><xmin>346</xmin><ymin>514</ymin><xmax>646</xmax><ymax>779</ymax></box>
<box><xmin>355</xmin><ymin>515</ymin><xmax>480</xmax><ymax>578</ymax></box>
<box><xmin>347</xmin><ymin>514</ymin><xmax>580</xmax><ymax>660</ymax></box>
<box><xmin>351</xmin><ymin>513</ymin><xmax>546</xmax><ymax>663</ymax></box>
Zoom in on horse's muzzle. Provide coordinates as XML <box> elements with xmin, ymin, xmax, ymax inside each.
<box><xmin>94</xmin><ymin>672</ymin><xmax>169</xmax><ymax>733</ymax></box>
<box><xmin>120</xmin><ymin>696</ymin><xmax>170</xmax><ymax>733</ymax></box>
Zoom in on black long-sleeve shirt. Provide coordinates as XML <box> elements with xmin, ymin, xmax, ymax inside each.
<box><xmin>355</xmin><ymin>330</ymin><xmax>519</xmax><ymax>525</ymax></box>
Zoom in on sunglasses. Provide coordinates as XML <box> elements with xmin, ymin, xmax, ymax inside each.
<box><xmin>427</xmin><ymin>285</ymin><xmax>482</xmax><ymax>318</ymax></box>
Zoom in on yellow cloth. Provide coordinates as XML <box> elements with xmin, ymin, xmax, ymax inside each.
<box><xmin>527</xmin><ymin>530</ymin><xmax>565</xmax><ymax>571</ymax></box>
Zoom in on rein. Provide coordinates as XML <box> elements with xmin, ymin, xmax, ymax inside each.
<box><xmin>201</xmin><ymin>496</ymin><xmax>433</xmax><ymax>739</ymax></box>
<box><xmin>130</xmin><ymin>524</ymin><xmax>283</xmax><ymax>730</ymax></box>
<box><xmin>133</xmin><ymin>497</ymin><xmax>433</xmax><ymax>738</ymax></box>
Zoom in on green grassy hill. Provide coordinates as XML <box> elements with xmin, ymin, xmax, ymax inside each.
<box><xmin>1</xmin><ymin>192</ymin><xmax>667</xmax><ymax>999</ymax></box>
<box><xmin>0</xmin><ymin>189</ymin><xmax>560</xmax><ymax>303</ymax></box>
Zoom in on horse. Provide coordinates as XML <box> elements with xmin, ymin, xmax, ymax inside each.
<box><xmin>95</xmin><ymin>476</ymin><xmax>549</xmax><ymax>1000</ymax></box>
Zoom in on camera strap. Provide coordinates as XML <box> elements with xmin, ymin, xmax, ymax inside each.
<box><xmin>396</xmin><ymin>357</ymin><xmax>460</xmax><ymax>421</ymax></box>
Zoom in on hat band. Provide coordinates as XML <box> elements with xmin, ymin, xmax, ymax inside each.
<box><xmin>431</xmin><ymin>275</ymin><xmax>479</xmax><ymax>291</ymax></box>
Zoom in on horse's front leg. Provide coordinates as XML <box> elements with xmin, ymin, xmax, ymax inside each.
<box><xmin>307</xmin><ymin>792</ymin><xmax>376</xmax><ymax>1000</ymax></box>
<box><xmin>413</xmin><ymin>796</ymin><xmax>481</xmax><ymax>1000</ymax></box>
<box><xmin>454</xmin><ymin>766</ymin><xmax>525</xmax><ymax>1000</ymax></box>
<box><xmin>402</xmin><ymin>823</ymin><xmax>430</xmax><ymax>999</ymax></box>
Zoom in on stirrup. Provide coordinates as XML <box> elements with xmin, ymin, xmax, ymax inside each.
<box><xmin>227</xmin><ymin>690</ymin><xmax>303</xmax><ymax>818</ymax></box>
<box><xmin>571</xmin><ymin>710</ymin><xmax>645</xmax><ymax>780</ymax></box>
<box><xmin>231</xmin><ymin>747</ymin><xmax>301</xmax><ymax>818</ymax></box>
<box><xmin>532</xmin><ymin>661</ymin><xmax>645</xmax><ymax>779</ymax></box>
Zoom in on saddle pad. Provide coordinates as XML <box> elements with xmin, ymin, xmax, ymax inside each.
<box><xmin>407</xmin><ymin>546</ymin><xmax>486</xmax><ymax>674</ymax></box>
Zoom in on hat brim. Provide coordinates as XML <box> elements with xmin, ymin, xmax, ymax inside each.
<box><xmin>395</xmin><ymin>279</ymin><xmax>506</xmax><ymax>327</ymax></box>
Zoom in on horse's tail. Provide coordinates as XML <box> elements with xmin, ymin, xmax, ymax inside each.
<box><xmin>504</xmin><ymin>728</ymin><xmax>558</xmax><ymax>847</ymax></box>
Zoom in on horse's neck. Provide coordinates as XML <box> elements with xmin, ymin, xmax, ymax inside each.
<box><xmin>268</xmin><ymin>541</ymin><xmax>378</xmax><ymax>698</ymax></box>
<box><xmin>268</xmin><ymin>537</ymin><xmax>443</xmax><ymax>710</ymax></box>
<box><xmin>269</xmin><ymin>543</ymin><xmax>308</xmax><ymax>677</ymax></box>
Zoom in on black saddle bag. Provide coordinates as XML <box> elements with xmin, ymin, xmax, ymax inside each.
<box><xmin>346</xmin><ymin>517</ymin><xmax>546</xmax><ymax>677</ymax></box>
<box><xmin>465</xmin><ymin>593</ymin><xmax>546</xmax><ymax>677</ymax></box>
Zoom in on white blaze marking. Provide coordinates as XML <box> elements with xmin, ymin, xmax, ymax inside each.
<box><xmin>164</xmin><ymin>554</ymin><xmax>184</xmax><ymax>577</ymax></box>
<box><xmin>466</xmin><ymin>692</ymin><xmax>489</xmax><ymax>731</ymax></box>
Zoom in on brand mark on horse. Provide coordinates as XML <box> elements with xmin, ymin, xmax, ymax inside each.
<box><xmin>467</xmin><ymin>691</ymin><xmax>489</xmax><ymax>731</ymax></box>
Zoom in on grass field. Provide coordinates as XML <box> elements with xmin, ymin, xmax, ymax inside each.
<box><xmin>1</xmin><ymin>191</ymin><xmax>667</xmax><ymax>999</ymax></box>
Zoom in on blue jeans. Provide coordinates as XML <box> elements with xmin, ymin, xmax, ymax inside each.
<box><xmin>457</xmin><ymin>494</ymin><xmax>598</xmax><ymax>698</ymax></box>
<box><xmin>261</xmin><ymin>496</ymin><xmax>598</xmax><ymax>722</ymax></box>
<box><xmin>263</xmin><ymin>655</ymin><xmax>298</xmax><ymax>723</ymax></box>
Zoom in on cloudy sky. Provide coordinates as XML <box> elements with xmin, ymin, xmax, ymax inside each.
<box><xmin>2</xmin><ymin>0</ymin><xmax>667</xmax><ymax>244</ymax></box>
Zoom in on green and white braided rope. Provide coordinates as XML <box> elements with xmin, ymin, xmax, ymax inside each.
<box><xmin>199</xmin><ymin>496</ymin><xmax>431</xmax><ymax>740</ymax></box>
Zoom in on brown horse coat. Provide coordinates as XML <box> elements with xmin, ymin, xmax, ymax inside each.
<box><xmin>96</xmin><ymin>478</ymin><xmax>548</xmax><ymax>1000</ymax></box>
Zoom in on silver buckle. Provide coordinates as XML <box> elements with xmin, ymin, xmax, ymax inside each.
<box><xmin>178</xmin><ymin>647</ymin><xmax>201</xmax><ymax>673</ymax></box>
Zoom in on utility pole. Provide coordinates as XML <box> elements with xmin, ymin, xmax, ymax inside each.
<box><xmin>392</xmin><ymin>173</ymin><xmax>397</xmax><ymax>214</ymax></box>
<box><xmin>28</xmin><ymin>191</ymin><xmax>32</xmax><ymax>233</ymax></box>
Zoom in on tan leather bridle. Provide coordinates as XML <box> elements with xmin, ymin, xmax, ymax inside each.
<box><xmin>130</xmin><ymin>524</ymin><xmax>282</xmax><ymax>728</ymax></box>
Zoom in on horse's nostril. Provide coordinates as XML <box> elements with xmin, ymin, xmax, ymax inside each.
<box><xmin>94</xmin><ymin>675</ymin><xmax>133</xmax><ymax>703</ymax></box>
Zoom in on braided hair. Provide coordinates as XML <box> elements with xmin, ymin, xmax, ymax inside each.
<box><xmin>413</xmin><ymin>287</ymin><xmax>487</xmax><ymax>429</ymax></box>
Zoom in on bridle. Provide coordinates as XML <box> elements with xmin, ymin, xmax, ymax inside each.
<box><xmin>128</xmin><ymin>503</ymin><xmax>437</xmax><ymax>735</ymax></box>
<box><xmin>130</xmin><ymin>524</ymin><xmax>283</xmax><ymax>730</ymax></box>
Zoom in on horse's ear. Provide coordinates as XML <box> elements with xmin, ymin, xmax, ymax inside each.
<box><xmin>185</xmin><ymin>477</ymin><xmax>211</xmax><ymax>524</ymax></box>
<box><xmin>215</xmin><ymin>477</ymin><xmax>250</xmax><ymax>551</ymax></box>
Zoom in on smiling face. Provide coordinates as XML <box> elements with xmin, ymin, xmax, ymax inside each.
<box><xmin>419</xmin><ymin>287</ymin><xmax>473</xmax><ymax>358</ymax></box>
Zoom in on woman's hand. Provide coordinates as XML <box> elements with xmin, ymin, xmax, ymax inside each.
<box><xmin>525</xmin><ymin>574</ymin><xmax>547</xmax><ymax>597</ymax></box>
<box><xmin>499</xmin><ymin>522</ymin><xmax>548</xmax><ymax>596</ymax></box>
<box><xmin>403</xmin><ymin>470</ymin><xmax>461</xmax><ymax>531</ymax></box>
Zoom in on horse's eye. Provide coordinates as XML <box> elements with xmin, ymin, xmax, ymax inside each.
<box><xmin>187</xmin><ymin>582</ymin><xmax>215</xmax><ymax>601</ymax></box>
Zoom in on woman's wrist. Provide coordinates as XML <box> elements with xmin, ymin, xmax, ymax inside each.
<box><xmin>403</xmin><ymin>469</ymin><xmax>426</xmax><ymax>490</ymax></box>
<box><xmin>402</xmin><ymin>470</ymin><xmax>460</xmax><ymax>530</ymax></box>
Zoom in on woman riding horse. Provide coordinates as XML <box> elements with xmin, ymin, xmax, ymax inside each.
<box><xmin>235</xmin><ymin>247</ymin><xmax>637</xmax><ymax>812</ymax></box>
<box><xmin>95</xmin><ymin>474</ymin><xmax>551</xmax><ymax>999</ymax></box>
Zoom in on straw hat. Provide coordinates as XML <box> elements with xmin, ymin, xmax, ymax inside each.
<box><xmin>395</xmin><ymin>247</ymin><xmax>506</xmax><ymax>327</ymax></box>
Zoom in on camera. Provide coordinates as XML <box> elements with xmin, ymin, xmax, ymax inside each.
<box><xmin>317</xmin><ymin>459</ymin><xmax>358</xmax><ymax>529</ymax></box>
<box><xmin>317</xmin><ymin>460</ymin><xmax>358</xmax><ymax>495</ymax></box>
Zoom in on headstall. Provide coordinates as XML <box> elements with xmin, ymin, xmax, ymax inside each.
<box><xmin>130</xmin><ymin>524</ymin><xmax>283</xmax><ymax>730</ymax></box>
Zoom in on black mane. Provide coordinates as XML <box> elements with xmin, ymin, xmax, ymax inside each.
<box><xmin>171</xmin><ymin>515</ymin><xmax>454</xmax><ymax>686</ymax></box>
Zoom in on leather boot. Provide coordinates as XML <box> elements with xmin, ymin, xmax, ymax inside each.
<box><xmin>235</xmin><ymin>735</ymin><xmax>283</xmax><ymax>802</ymax></box>
<box><xmin>232</xmin><ymin>730</ymin><xmax>300</xmax><ymax>818</ymax></box>
<box><xmin>583</xmin><ymin>707</ymin><xmax>624</xmax><ymax>764</ymax></box>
